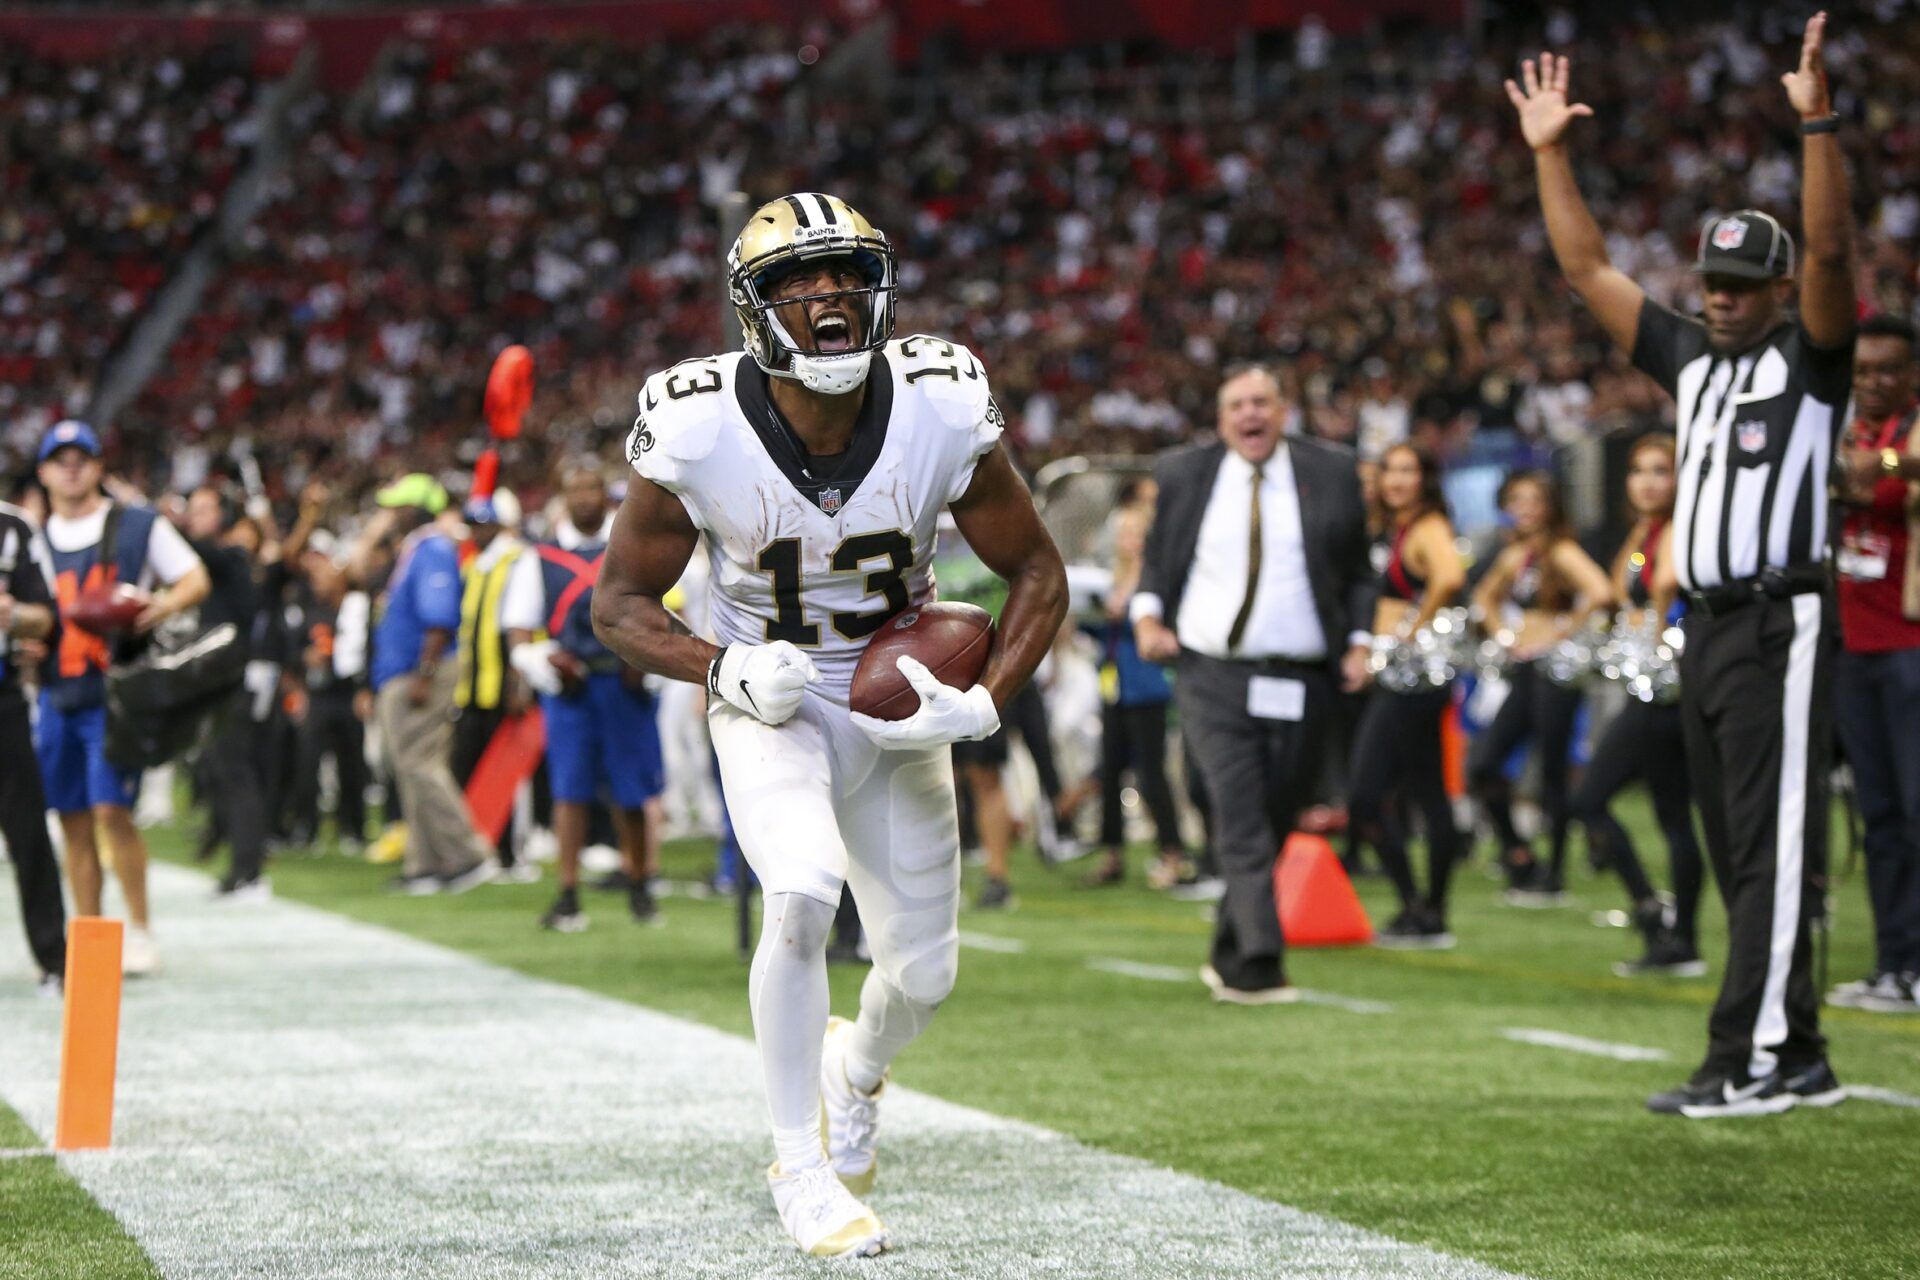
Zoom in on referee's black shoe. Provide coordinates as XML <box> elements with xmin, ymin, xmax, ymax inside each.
<box><xmin>1647</xmin><ymin>1071</ymin><xmax>1794</xmax><ymax>1118</ymax></box>
<box><xmin>1781</xmin><ymin>1060</ymin><xmax>1847</xmax><ymax>1109</ymax></box>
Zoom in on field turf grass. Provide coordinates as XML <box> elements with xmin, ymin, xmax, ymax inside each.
<box><xmin>7</xmin><ymin>794</ymin><xmax>1919</xmax><ymax>1279</ymax></box>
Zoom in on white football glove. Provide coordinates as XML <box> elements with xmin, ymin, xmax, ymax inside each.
<box><xmin>708</xmin><ymin>641</ymin><xmax>819</xmax><ymax>726</ymax></box>
<box><xmin>851</xmin><ymin>656</ymin><xmax>1000</xmax><ymax>750</ymax></box>
<box><xmin>509</xmin><ymin>639</ymin><xmax>564</xmax><ymax>698</ymax></box>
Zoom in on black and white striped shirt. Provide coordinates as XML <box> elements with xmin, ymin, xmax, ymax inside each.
<box><xmin>0</xmin><ymin>501</ymin><xmax>58</xmax><ymax>695</ymax></box>
<box><xmin>1631</xmin><ymin>301</ymin><xmax>1852</xmax><ymax>591</ymax></box>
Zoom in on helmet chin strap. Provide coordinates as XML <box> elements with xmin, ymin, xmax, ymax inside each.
<box><xmin>764</xmin><ymin>313</ymin><xmax>874</xmax><ymax>395</ymax></box>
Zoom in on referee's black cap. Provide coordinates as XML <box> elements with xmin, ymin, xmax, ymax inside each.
<box><xmin>1693</xmin><ymin>210</ymin><xmax>1795</xmax><ymax>281</ymax></box>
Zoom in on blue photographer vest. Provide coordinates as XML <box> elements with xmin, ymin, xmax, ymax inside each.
<box><xmin>44</xmin><ymin>503</ymin><xmax>156</xmax><ymax>711</ymax></box>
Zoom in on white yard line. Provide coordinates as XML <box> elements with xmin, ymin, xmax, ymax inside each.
<box><xmin>1294</xmin><ymin>990</ymin><xmax>1395</xmax><ymax>1016</ymax></box>
<box><xmin>0</xmin><ymin>863</ymin><xmax>1524</xmax><ymax>1280</ymax></box>
<box><xmin>1845</xmin><ymin>1085</ymin><xmax>1920</xmax><ymax>1109</ymax></box>
<box><xmin>1501</xmin><ymin>1028</ymin><xmax>1672</xmax><ymax>1063</ymax></box>
<box><xmin>1083</xmin><ymin>958</ymin><xmax>1393</xmax><ymax>1015</ymax></box>
<box><xmin>1084</xmin><ymin>956</ymin><xmax>1192</xmax><ymax>983</ymax></box>
<box><xmin>956</xmin><ymin>930</ymin><xmax>1027</xmax><ymax>954</ymax></box>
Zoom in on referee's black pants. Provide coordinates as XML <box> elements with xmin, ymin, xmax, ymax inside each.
<box><xmin>1176</xmin><ymin>652</ymin><xmax>1334</xmax><ymax>991</ymax></box>
<box><xmin>1</xmin><ymin>688</ymin><xmax>65</xmax><ymax>977</ymax></box>
<box><xmin>1680</xmin><ymin>594</ymin><xmax>1832</xmax><ymax>1080</ymax></box>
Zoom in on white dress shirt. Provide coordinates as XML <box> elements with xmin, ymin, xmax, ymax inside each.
<box><xmin>1163</xmin><ymin>446</ymin><xmax>1328</xmax><ymax>661</ymax></box>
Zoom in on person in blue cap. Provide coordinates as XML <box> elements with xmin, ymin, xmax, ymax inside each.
<box><xmin>33</xmin><ymin>420</ymin><xmax>209</xmax><ymax>976</ymax></box>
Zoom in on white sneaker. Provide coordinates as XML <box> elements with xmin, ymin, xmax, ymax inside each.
<box><xmin>123</xmin><ymin>926</ymin><xmax>161</xmax><ymax>977</ymax></box>
<box><xmin>767</xmin><ymin>1162</ymin><xmax>888</xmax><ymax>1258</ymax></box>
<box><xmin>820</xmin><ymin>1015</ymin><xmax>884</xmax><ymax>1196</ymax></box>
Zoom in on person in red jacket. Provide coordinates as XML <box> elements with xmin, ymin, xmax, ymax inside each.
<box><xmin>1830</xmin><ymin>314</ymin><xmax>1920</xmax><ymax>1013</ymax></box>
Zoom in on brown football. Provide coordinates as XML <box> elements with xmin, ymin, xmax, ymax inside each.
<box><xmin>67</xmin><ymin>582</ymin><xmax>147</xmax><ymax>637</ymax></box>
<box><xmin>849</xmin><ymin>602</ymin><xmax>995</xmax><ymax>721</ymax></box>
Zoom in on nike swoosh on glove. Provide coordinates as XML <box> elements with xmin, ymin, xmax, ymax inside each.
<box><xmin>850</xmin><ymin>656</ymin><xmax>1000</xmax><ymax>750</ymax></box>
<box><xmin>709</xmin><ymin>640</ymin><xmax>820</xmax><ymax>726</ymax></box>
<box><xmin>509</xmin><ymin>639</ymin><xmax>564</xmax><ymax>697</ymax></box>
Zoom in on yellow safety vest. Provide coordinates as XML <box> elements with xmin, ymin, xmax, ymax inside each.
<box><xmin>456</xmin><ymin>541</ymin><xmax>521</xmax><ymax>710</ymax></box>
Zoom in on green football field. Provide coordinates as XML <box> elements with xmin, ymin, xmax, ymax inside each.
<box><xmin>3</xmin><ymin>796</ymin><xmax>1917</xmax><ymax>1280</ymax></box>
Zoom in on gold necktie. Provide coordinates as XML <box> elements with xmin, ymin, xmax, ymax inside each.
<box><xmin>1226</xmin><ymin>462</ymin><xmax>1263</xmax><ymax>653</ymax></box>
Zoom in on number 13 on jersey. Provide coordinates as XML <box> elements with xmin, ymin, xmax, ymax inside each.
<box><xmin>757</xmin><ymin>530</ymin><xmax>913</xmax><ymax>645</ymax></box>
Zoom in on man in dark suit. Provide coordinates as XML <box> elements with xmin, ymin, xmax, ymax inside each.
<box><xmin>1133</xmin><ymin>365</ymin><xmax>1374</xmax><ymax>1003</ymax></box>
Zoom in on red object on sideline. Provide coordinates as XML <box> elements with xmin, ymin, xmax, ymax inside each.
<box><xmin>464</xmin><ymin>709</ymin><xmax>545</xmax><ymax>845</ymax></box>
<box><xmin>1274</xmin><ymin>833</ymin><xmax>1373</xmax><ymax>947</ymax></box>
<box><xmin>483</xmin><ymin>345</ymin><xmax>534</xmax><ymax>441</ymax></box>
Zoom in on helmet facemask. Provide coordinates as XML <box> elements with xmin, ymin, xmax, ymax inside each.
<box><xmin>730</xmin><ymin>224</ymin><xmax>897</xmax><ymax>396</ymax></box>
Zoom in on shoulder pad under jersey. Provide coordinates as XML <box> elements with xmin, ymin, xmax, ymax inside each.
<box><xmin>627</xmin><ymin>353</ymin><xmax>739</xmax><ymax>489</ymax></box>
<box><xmin>887</xmin><ymin>334</ymin><xmax>1002</xmax><ymax>437</ymax></box>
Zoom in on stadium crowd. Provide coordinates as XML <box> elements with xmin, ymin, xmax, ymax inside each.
<box><xmin>9</xmin><ymin>6</ymin><xmax>1920</xmax><ymax>511</ymax></box>
<box><xmin>4</xmin><ymin>3</ymin><xmax>1920</xmax><ymax>1038</ymax></box>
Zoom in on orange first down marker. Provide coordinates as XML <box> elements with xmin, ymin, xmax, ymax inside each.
<box><xmin>55</xmin><ymin>917</ymin><xmax>124</xmax><ymax>1151</ymax></box>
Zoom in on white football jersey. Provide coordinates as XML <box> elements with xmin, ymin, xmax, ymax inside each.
<box><xmin>628</xmin><ymin>335</ymin><xmax>1003</xmax><ymax>702</ymax></box>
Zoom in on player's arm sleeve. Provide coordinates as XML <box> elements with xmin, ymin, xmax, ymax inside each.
<box><xmin>1628</xmin><ymin>299</ymin><xmax>1707</xmax><ymax>398</ymax></box>
<box><xmin>498</xmin><ymin>550</ymin><xmax>546</xmax><ymax>635</ymax></box>
<box><xmin>145</xmin><ymin>515</ymin><xmax>204</xmax><ymax>585</ymax></box>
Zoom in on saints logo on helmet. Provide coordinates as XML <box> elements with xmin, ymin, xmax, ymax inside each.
<box><xmin>728</xmin><ymin>193</ymin><xmax>897</xmax><ymax>396</ymax></box>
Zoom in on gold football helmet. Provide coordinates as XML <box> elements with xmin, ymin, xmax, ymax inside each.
<box><xmin>727</xmin><ymin>193</ymin><xmax>897</xmax><ymax>395</ymax></box>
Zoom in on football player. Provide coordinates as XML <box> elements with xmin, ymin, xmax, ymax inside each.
<box><xmin>593</xmin><ymin>193</ymin><xmax>1067</xmax><ymax>1257</ymax></box>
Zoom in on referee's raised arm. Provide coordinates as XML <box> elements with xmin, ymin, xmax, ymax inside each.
<box><xmin>1505</xmin><ymin>53</ymin><xmax>1645</xmax><ymax>355</ymax></box>
<box><xmin>1787</xmin><ymin>11</ymin><xmax>1855</xmax><ymax>349</ymax></box>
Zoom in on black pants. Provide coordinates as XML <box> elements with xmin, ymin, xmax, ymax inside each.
<box><xmin>1177</xmin><ymin>652</ymin><xmax>1334</xmax><ymax>990</ymax></box>
<box><xmin>202</xmin><ymin>687</ymin><xmax>269</xmax><ymax>885</ymax></box>
<box><xmin>1468</xmin><ymin>662</ymin><xmax>1582</xmax><ymax>883</ymax></box>
<box><xmin>1834</xmin><ymin>645</ymin><xmax>1920</xmax><ymax>976</ymax></box>
<box><xmin>1681</xmin><ymin>594</ymin><xmax>1832</xmax><ymax>1079</ymax></box>
<box><xmin>292</xmin><ymin>688</ymin><xmax>367</xmax><ymax>843</ymax></box>
<box><xmin>451</xmin><ymin>702</ymin><xmax>514</xmax><ymax>863</ymax></box>
<box><xmin>1571</xmin><ymin>698</ymin><xmax>1703</xmax><ymax>944</ymax></box>
<box><xmin>1098</xmin><ymin>700</ymin><xmax>1182</xmax><ymax>849</ymax></box>
<box><xmin>1</xmin><ymin>689</ymin><xmax>65</xmax><ymax>977</ymax></box>
<box><xmin>1003</xmin><ymin>681</ymin><xmax>1063</xmax><ymax>805</ymax></box>
<box><xmin>1349</xmin><ymin>687</ymin><xmax>1460</xmax><ymax>914</ymax></box>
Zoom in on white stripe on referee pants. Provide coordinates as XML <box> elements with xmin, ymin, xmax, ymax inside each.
<box><xmin>1749</xmin><ymin>591</ymin><xmax>1822</xmax><ymax>1081</ymax></box>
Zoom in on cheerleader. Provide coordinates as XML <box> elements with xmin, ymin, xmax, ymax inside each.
<box><xmin>1468</xmin><ymin>470</ymin><xmax>1615</xmax><ymax>902</ymax></box>
<box><xmin>1352</xmin><ymin>446</ymin><xmax>1468</xmax><ymax>947</ymax></box>
<box><xmin>1570</xmin><ymin>435</ymin><xmax>1705</xmax><ymax>975</ymax></box>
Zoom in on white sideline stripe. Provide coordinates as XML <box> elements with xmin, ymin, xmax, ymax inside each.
<box><xmin>1502</xmin><ymin>1028</ymin><xmax>1672</xmax><ymax>1063</ymax></box>
<box><xmin>0</xmin><ymin>1146</ymin><xmax>50</xmax><ymax>1159</ymax></box>
<box><xmin>1295</xmin><ymin>990</ymin><xmax>1394</xmax><ymax>1016</ymax></box>
<box><xmin>956</xmin><ymin>930</ymin><xmax>1027</xmax><ymax>954</ymax></box>
<box><xmin>0</xmin><ymin>864</ymin><xmax>1526</xmax><ymax>1280</ymax></box>
<box><xmin>1085</xmin><ymin>956</ymin><xmax>1191</xmax><ymax>982</ymax></box>
<box><xmin>1084</xmin><ymin>959</ymin><xmax>1392</xmax><ymax>1014</ymax></box>
<box><xmin>1847</xmin><ymin>1085</ymin><xmax>1920</xmax><ymax>1110</ymax></box>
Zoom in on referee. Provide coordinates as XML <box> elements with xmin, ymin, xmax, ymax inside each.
<box><xmin>0</xmin><ymin>498</ymin><xmax>65</xmax><ymax>992</ymax></box>
<box><xmin>1509</xmin><ymin>15</ymin><xmax>1851</xmax><ymax>1117</ymax></box>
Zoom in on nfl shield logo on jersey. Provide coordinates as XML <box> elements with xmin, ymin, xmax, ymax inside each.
<box><xmin>1736</xmin><ymin>419</ymin><xmax>1767</xmax><ymax>453</ymax></box>
<box><xmin>819</xmin><ymin>486</ymin><xmax>843</xmax><ymax>515</ymax></box>
<box><xmin>1712</xmin><ymin>217</ymin><xmax>1748</xmax><ymax>250</ymax></box>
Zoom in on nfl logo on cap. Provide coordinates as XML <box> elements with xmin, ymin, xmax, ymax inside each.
<box><xmin>819</xmin><ymin>487</ymin><xmax>842</xmax><ymax>515</ymax></box>
<box><xmin>1711</xmin><ymin>218</ymin><xmax>1748</xmax><ymax>250</ymax></box>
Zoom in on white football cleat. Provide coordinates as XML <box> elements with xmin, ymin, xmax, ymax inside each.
<box><xmin>767</xmin><ymin>1161</ymin><xmax>888</xmax><ymax>1258</ymax></box>
<box><xmin>122</xmin><ymin>926</ymin><xmax>161</xmax><ymax>977</ymax></box>
<box><xmin>820</xmin><ymin>1015</ymin><xmax>885</xmax><ymax>1195</ymax></box>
